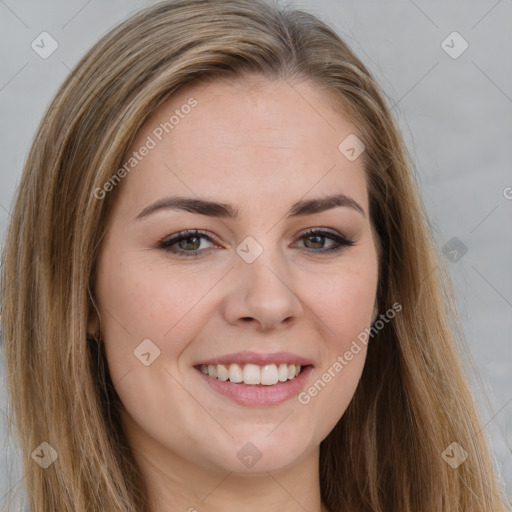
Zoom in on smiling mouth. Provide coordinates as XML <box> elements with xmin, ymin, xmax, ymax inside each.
<box><xmin>195</xmin><ymin>363</ymin><xmax>308</xmax><ymax>386</ymax></box>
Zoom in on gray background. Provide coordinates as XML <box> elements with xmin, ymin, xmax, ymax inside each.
<box><xmin>1</xmin><ymin>0</ymin><xmax>511</xmax><ymax>508</ymax></box>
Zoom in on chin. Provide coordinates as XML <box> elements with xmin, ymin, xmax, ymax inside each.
<box><xmin>201</xmin><ymin>432</ymin><xmax>315</xmax><ymax>475</ymax></box>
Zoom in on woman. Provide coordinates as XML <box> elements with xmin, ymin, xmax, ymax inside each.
<box><xmin>1</xmin><ymin>0</ymin><xmax>509</xmax><ymax>510</ymax></box>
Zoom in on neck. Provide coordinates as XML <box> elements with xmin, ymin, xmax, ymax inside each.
<box><xmin>124</xmin><ymin>415</ymin><xmax>328</xmax><ymax>512</ymax></box>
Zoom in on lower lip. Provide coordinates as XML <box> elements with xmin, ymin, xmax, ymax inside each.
<box><xmin>195</xmin><ymin>365</ymin><xmax>314</xmax><ymax>406</ymax></box>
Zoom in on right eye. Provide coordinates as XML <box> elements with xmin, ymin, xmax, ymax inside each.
<box><xmin>158</xmin><ymin>229</ymin><xmax>219</xmax><ymax>257</ymax></box>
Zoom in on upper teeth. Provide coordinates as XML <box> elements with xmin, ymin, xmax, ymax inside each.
<box><xmin>198</xmin><ymin>363</ymin><xmax>302</xmax><ymax>385</ymax></box>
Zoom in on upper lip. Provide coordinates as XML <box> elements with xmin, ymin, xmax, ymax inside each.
<box><xmin>194</xmin><ymin>351</ymin><xmax>314</xmax><ymax>367</ymax></box>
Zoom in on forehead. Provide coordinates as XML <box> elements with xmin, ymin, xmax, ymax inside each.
<box><xmin>111</xmin><ymin>75</ymin><xmax>369</xmax><ymax>221</ymax></box>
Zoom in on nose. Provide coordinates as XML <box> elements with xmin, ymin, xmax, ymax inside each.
<box><xmin>222</xmin><ymin>246</ymin><xmax>303</xmax><ymax>332</ymax></box>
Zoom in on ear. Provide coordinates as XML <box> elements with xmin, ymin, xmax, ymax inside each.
<box><xmin>87</xmin><ymin>308</ymin><xmax>100</xmax><ymax>337</ymax></box>
<box><xmin>371</xmin><ymin>300</ymin><xmax>378</xmax><ymax>325</ymax></box>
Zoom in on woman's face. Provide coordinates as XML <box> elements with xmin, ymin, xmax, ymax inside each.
<box><xmin>91</xmin><ymin>76</ymin><xmax>379</xmax><ymax>475</ymax></box>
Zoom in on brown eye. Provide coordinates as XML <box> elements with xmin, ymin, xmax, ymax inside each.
<box><xmin>303</xmin><ymin>233</ymin><xmax>327</xmax><ymax>249</ymax></box>
<box><xmin>159</xmin><ymin>229</ymin><xmax>216</xmax><ymax>256</ymax></box>
<box><xmin>177</xmin><ymin>235</ymin><xmax>201</xmax><ymax>251</ymax></box>
<box><xmin>296</xmin><ymin>229</ymin><xmax>355</xmax><ymax>254</ymax></box>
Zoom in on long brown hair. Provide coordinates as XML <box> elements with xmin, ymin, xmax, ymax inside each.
<box><xmin>1</xmin><ymin>0</ymin><xmax>509</xmax><ymax>510</ymax></box>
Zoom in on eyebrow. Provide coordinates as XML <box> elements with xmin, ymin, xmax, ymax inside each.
<box><xmin>134</xmin><ymin>193</ymin><xmax>365</xmax><ymax>221</ymax></box>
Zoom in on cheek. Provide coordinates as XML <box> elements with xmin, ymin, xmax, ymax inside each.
<box><xmin>297</xmin><ymin>296</ymin><xmax>372</xmax><ymax>443</ymax></box>
<box><xmin>95</xmin><ymin>249</ymin><xmax>210</xmax><ymax>379</ymax></box>
<box><xmin>298</xmin><ymin>258</ymin><xmax>377</xmax><ymax>415</ymax></box>
<box><xmin>309</xmin><ymin>262</ymin><xmax>378</xmax><ymax>343</ymax></box>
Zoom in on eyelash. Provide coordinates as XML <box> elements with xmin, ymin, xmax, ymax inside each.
<box><xmin>158</xmin><ymin>228</ymin><xmax>355</xmax><ymax>257</ymax></box>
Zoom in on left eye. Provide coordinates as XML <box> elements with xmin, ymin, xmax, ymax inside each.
<box><xmin>158</xmin><ymin>228</ymin><xmax>355</xmax><ymax>257</ymax></box>
<box><xmin>293</xmin><ymin>228</ymin><xmax>355</xmax><ymax>254</ymax></box>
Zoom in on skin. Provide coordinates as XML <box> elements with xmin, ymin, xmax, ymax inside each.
<box><xmin>89</xmin><ymin>75</ymin><xmax>379</xmax><ymax>512</ymax></box>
